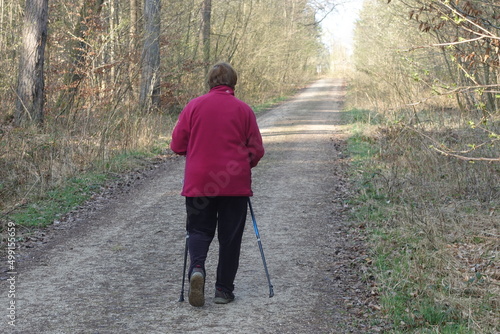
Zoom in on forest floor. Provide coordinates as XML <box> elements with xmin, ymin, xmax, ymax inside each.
<box><xmin>1</xmin><ymin>78</ymin><xmax>391</xmax><ymax>333</ymax></box>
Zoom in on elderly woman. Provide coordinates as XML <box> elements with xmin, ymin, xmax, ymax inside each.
<box><xmin>170</xmin><ymin>62</ymin><xmax>265</xmax><ymax>307</ymax></box>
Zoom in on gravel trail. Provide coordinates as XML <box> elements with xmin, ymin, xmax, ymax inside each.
<box><xmin>1</xmin><ymin>78</ymin><xmax>383</xmax><ymax>333</ymax></box>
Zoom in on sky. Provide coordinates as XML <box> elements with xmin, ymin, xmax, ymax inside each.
<box><xmin>319</xmin><ymin>0</ymin><xmax>365</xmax><ymax>53</ymax></box>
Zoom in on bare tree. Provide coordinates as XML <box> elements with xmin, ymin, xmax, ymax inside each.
<box><xmin>130</xmin><ymin>0</ymin><xmax>139</xmax><ymax>41</ymax></box>
<box><xmin>201</xmin><ymin>0</ymin><xmax>211</xmax><ymax>74</ymax></box>
<box><xmin>14</xmin><ymin>0</ymin><xmax>48</xmax><ymax>126</ymax></box>
<box><xmin>139</xmin><ymin>0</ymin><xmax>161</xmax><ymax>112</ymax></box>
<box><xmin>406</xmin><ymin>0</ymin><xmax>500</xmax><ymax>116</ymax></box>
<box><xmin>127</xmin><ymin>0</ymin><xmax>140</xmax><ymax>98</ymax></box>
<box><xmin>54</xmin><ymin>0</ymin><xmax>105</xmax><ymax>115</ymax></box>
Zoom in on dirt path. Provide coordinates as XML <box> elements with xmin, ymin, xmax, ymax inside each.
<box><xmin>1</xmin><ymin>79</ymin><xmax>384</xmax><ymax>333</ymax></box>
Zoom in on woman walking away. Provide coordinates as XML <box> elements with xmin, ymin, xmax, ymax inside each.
<box><xmin>170</xmin><ymin>62</ymin><xmax>265</xmax><ymax>307</ymax></box>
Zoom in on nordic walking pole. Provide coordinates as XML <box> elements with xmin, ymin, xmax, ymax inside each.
<box><xmin>178</xmin><ymin>230</ymin><xmax>189</xmax><ymax>302</ymax></box>
<box><xmin>248</xmin><ymin>198</ymin><xmax>274</xmax><ymax>298</ymax></box>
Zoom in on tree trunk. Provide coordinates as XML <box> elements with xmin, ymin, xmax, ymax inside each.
<box><xmin>201</xmin><ymin>0</ymin><xmax>211</xmax><ymax>74</ymax></box>
<box><xmin>14</xmin><ymin>0</ymin><xmax>48</xmax><ymax>126</ymax></box>
<box><xmin>130</xmin><ymin>0</ymin><xmax>138</xmax><ymax>39</ymax></box>
<box><xmin>128</xmin><ymin>0</ymin><xmax>140</xmax><ymax>98</ymax></box>
<box><xmin>139</xmin><ymin>0</ymin><xmax>161</xmax><ymax>112</ymax></box>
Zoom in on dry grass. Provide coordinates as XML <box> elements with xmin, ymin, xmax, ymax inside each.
<box><xmin>0</xmin><ymin>107</ymin><xmax>175</xmax><ymax>216</ymax></box>
<box><xmin>345</xmin><ymin>99</ymin><xmax>499</xmax><ymax>332</ymax></box>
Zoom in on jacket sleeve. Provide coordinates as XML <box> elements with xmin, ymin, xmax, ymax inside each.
<box><xmin>170</xmin><ymin>107</ymin><xmax>191</xmax><ymax>155</ymax></box>
<box><xmin>247</xmin><ymin>112</ymin><xmax>265</xmax><ymax>168</ymax></box>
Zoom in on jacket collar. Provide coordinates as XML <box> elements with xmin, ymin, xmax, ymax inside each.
<box><xmin>210</xmin><ymin>85</ymin><xmax>235</xmax><ymax>96</ymax></box>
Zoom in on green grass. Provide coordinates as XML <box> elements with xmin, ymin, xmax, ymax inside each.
<box><xmin>343</xmin><ymin>110</ymin><xmax>390</xmax><ymax>222</ymax></box>
<box><xmin>344</xmin><ymin>108</ymin><xmax>385</xmax><ymax>125</ymax></box>
<box><xmin>6</xmin><ymin>147</ymin><xmax>164</xmax><ymax>229</ymax></box>
<box><xmin>252</xmin><ymin>96</ymin><xmax>289</xmax><ymax>114</ymax></box>
<box><xmin>8</xmin><ymin>173</ymin><xmax>109</xmax><ymax>228</ymax></box>
<box><xmin>343</xmin><ymin>107</ymin><xmax>475</xmax><ymax>333</ymax></box>
<box><xmin>99</xmin><ymin>150</ymin><xmax>159</xmax><ymax>172</ymax></box>
<box><xmin>374</xmin><ymin>240</ymin><xmax>472</xmax><ymax>333</ymax></box>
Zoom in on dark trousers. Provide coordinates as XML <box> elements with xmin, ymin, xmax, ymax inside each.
<box><xmin>185</xmin><ymin>196</ymin><xmax>248</xmax><ymax>293</ymax></box>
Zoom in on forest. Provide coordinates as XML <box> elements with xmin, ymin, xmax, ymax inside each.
<box><xmin>1</xmin><ymin>0</ymin><xmax>325</xmax><ymax>211</ymax></box>
<box><xmin>349</xmin><ymin>0</ymin><xmax>498</xmax><ymax>332</ymax></box>
<box><xmin>0</xmin><ymin>0</ymin><xmax>498</xmax><ymax>332</ymax></box>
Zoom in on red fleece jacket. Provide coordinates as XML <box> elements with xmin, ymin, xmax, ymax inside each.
<box><xmin>170</xmin><ymin>85</ymin><xmax>264</xmax><ymax>197</ymax></box>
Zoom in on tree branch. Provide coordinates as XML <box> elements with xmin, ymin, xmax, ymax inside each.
<box><xmin>402</xmin><ymin>123</ymin><xmax>500</xmax><ymax>162</ymax></box>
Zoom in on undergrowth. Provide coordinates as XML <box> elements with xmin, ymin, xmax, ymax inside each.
<box><xmin>8</xmin><ymin>173</ymin><xmax>108</xmax><ymax>228</ymax></box>
<box><xmin>343</xmin><ymin>108</ymin><xmax>499</xmax><ymax>333</ymax></box>
<box><xmin>0</xmin><ymin>109</ymin><xmax>174</xmax><ymax>232</ymax></box>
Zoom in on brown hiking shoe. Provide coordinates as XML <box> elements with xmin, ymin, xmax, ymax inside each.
<box><xmin>188</xmin><ymin>268</ymin><xmax>205</xmax><ymax>307</ymax></box>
